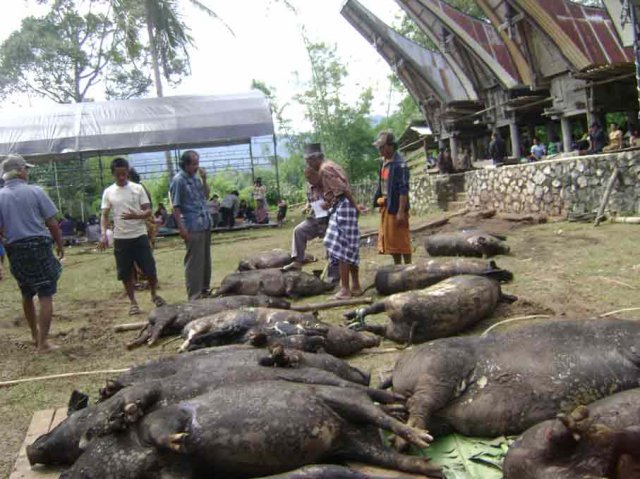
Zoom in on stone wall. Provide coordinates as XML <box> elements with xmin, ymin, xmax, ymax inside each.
<box><xmin>352</xmin><ymin>172</ymin><xmax>463</xmax><ymax>215</ymax></box>
<box><xmin>465</xmin><ymin>151</ymin><xmax>640</xmax><ymax>215</ymax></box>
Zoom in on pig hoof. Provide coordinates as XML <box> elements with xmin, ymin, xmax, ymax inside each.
<box><xmin>166</xmin><ymin>433</ymin><xmax>189</xmax><ymax>453</ymax></box>
<box><xmin>124</xmin><ymin>403</ymin><xmax>142</xmax><ymax>423</ymax></box>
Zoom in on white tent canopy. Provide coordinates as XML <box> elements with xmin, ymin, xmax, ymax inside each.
<box><xmin>0</xmin><ymin>91</ymin><xmax>274</xmax><ymax>163</ymax></box>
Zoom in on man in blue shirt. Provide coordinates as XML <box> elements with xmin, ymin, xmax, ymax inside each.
<box><xmin>169</xmin><ymin>150</ymin><xmax>212</xmax><ymax>300</ymax></box>
<box><xmin>0</xmin><ymin>154</ymin><xmax>64</xmax><ymax>353</ymax></box>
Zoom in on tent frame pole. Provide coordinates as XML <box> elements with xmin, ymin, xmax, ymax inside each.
<box><xmin>52</xmin><ymin>160</ymin><xmax>62</xmax><ymax>213</ymax></box>
<box><xmin>272</xmin><ymin>133</ymin><xmax>280</xmax><ymax>199</ymax></box>
<box><xmin>98</xmin><ymin>153</ymin><xmax>104</xmax><ymax>189</ymax></box>
<box><xmin>249</xmin><ymin>140</ymin><xmax>255</xmax><ymax>184</ymax></box>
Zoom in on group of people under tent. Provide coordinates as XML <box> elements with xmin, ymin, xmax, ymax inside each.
<box><xmin>0</xmin><ymin>128</ymin><xmax>411</xmax><ymax>352</ymax></box>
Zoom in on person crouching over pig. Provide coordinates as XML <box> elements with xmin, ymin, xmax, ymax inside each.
<box><xmin>373</xmin><ymin>131</ymin><xmax>411</xmax><ymax>265</ymax></box>
<box><xmin>304</xmin><ymin>143</ymin><xmax>362</xmax><ymax>300</ymax></box>
<box><xmin>283</xmin><ymin>166</ymin><xmax>338</xmax><ymax>284</ymax></box>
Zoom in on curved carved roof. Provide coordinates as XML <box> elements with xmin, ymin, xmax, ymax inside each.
<box><xmin>341</xmin><ymin>0</ymin><xmax>478</xmax><ymax>104</ymax></box>
<box><xmin>397</xmin><ymin>0</ymin><xmax>522</xmax><ymax>89</ymax></box>
<box><xmin>395</xmin><ymin>0</ymin><xmax>496</xmax><ymax>94</ymax></box>
<box><xmin>510</xmin><ymin>0</ymin><xmax>633</xmax><ymax>71</ymax></box>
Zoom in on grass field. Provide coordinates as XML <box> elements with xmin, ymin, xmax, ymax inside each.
<box><xmin>0</xmin><ymin>209</ymin><xmax>639</xmax><ymax>477</ymax></box>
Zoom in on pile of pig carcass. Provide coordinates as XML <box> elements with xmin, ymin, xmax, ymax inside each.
<box><xmin>29</xmin><ymin>234</ymin><xmax>640</xmax><ymax>478</ymax></box>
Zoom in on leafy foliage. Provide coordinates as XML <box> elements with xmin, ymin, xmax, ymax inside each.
<box><xmin>420</xmin><ymin>434</ymin><xmax>513</xmax><ymax>479</ymax></box>
<box><xmin>0</xmin><ymin>0</ymin><xmax>151</xmax><ymax>103</ymax></box>
<box><xmin>294</xmin><ymin>41</ymin><xmax>378</xmax><ymax>182</ymax></box>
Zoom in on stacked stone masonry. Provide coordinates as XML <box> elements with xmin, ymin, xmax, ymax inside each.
<box><xmin>465</xmin><ymin>152</ymin><xmax>640</xmax><ymax>216</ymax></box>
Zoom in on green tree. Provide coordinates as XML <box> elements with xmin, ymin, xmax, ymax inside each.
<box><xmin>0</xmin><ymin>0</ymin><xmax>150</xmax><ymax>103</ymax></box>
<box><xmin>295</xmin><ymin>41</ymin><xmax>377</xmax><ymax>182</ymax></box>
<box><xmin>111</xmin><ymin>0</ymin><xmax>233</xmax><ymax>176</ymax></box>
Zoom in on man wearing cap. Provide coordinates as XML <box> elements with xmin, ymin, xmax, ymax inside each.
<box><xmin>304</xmin><ymin>143</ymin><xmax>362</xmax><ymax>299</ymax></box>
<box><xmin>0</xmin><ymin>154</ymin><xmax>64</xmax><ymax>353</ymax></box>
<box><xmin>373</xmin><ymin>131</ymin><xmax>412</xmax><ymax>265</ymax></box>
<box><xmin>282</xmin><ymin>166</ymin><xmax>338</xmax><ymax>284</ymax></box>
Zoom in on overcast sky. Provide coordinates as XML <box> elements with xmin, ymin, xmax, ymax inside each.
<box><xmin>0</xmin><ymin>0</ymin><xmax>406</xmax><ymax>130</ymax></box>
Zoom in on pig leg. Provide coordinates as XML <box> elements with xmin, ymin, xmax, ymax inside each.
<box><xmin>275</xmin><ymin>369</ymin><xmax>403</xmax><ymax>404</ymax></box>
<box><xmin>343</xmin><ymin>303</ymin><xmax>385</xmax><ymax>323</ymax></box>
<box><xmin>256</xmin><ymin>464</ymin><xmax>387</xmax><ymax>479</ymax></box>
<box><xmin>317</xmin><ymin>389</ymin><xmax>433</xmax><ymax>449</ymax></box>
<box><xmin>126</xmin><ymin>324</ymin><xmax>153</xmax><ymax>349</ymax></box>
<box><xmin>339</xmin><ymin>427</ymin><xmax>442</xmax><ymax>478</ymax></box>
<box><xmin>396</xmin><ymin>354</ymin><xmax>472</xmax><ymax>448</ymax></box>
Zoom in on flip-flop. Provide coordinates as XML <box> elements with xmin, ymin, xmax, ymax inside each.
<box><xmin>350</xmin><ymin>288</ymin><xmax>364</xmax><ymax>297</ymax></box>
<box><xmin>129</xmin><ymin>304</ymin><xmax>142</xmax><ymax>316</ymax></box>
<box><xmin>333</xmin><ymin>291</ymin><xmax>352</xmax><ymax>301</ymax></box>
<box><xmin>152</xmin><ymin>295</ymin><xmax>167</xmax><ymax>307</ymax></box>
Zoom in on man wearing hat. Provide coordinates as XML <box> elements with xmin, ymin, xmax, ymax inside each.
<box><xmin>373</xmin><ymin>131</ymin><xmax>412</xmax><ymax>265</ymax></box>
<box><xmin>304</xmin><ymin>143</ymin><xmax>362</xmax><ymax>299</ymax></box>
<box><xmin>0</xmin><ymin>154</ymin><xmax>64</xmax><ymax>353</ymax></box>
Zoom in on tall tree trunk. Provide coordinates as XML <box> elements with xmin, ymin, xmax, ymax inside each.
<box><xmin>145</xmin><ymin>6</ymin><xmax>175</xmax><ymax>177</ymax></box>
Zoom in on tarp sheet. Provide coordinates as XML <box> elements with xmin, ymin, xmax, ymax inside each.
<box><xmin>0</xmin><ymin>91</ymin><xmax>274</xmax><ymax>163</ymax></box>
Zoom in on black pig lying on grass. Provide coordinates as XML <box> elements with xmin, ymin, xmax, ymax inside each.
<box><xmin>345</xmin><ymin>275</ymin><xmax>515</xmax><ymax>344</ymax></box>
<box><xmin>180</xmin><ymin>308</ymin><xmax>379</xmax><ymax>357</ymax></box>
<box><xmin>26</xmin><ymin>347</ymin><xmax>375</xmax><ymax>467</ymax></box>
<box><xmin>504</xmin><ymin>387</ymin><xmax>640</xmax><ymax>479</ymax></box>
<box><xmin>424</xmin><ymin>231</ymin><xmax>510</xmax><ymax>257</ymax></box>
<box><xmin>215</xmin><ymin>268</ymin><xmax>334</xmax><ymax>298</ymax></box>
<box><xmin>373</xmin><ymin>257</ymin><xmax>513</xmax><ymax>295</ymax></box>
<box><xmin>387</xmin><ymin>319</ymin><xmax>640</xmax><ymax>442</ymax></box>
<box><xmin>60</xmin><ymin>382</ymin><xmax>441</xmax><ymax>479</ymax></box>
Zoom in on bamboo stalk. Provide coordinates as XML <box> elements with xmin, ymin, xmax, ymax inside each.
<box><xmin>611</xmin><ymin>216</ymin><xmax>640</xmax><ymax>224</ymax></box>
<box><xmin>594</xmin><ymin>167</ymin><xmax>619</xmax><ymax>226</ymax></box>
<box><xmin>291</xmin><ymin>297</ymin><xmax>373</xmax><ymax>312</ymax></box>
<box><xmin>113</xmin><ymin>322</ymin><xmax>147</xmax><ymax>333</ymax></box>
<box><xmin>0</xmin><ymin>369</ymin><xmax>130</xmax><ymax>388</ymax></box>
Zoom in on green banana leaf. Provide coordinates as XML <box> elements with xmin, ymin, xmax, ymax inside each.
<box><xmin>415</xmin><ymin>434</ymin><xmax>514</xmax><ymax>479</ymax></box>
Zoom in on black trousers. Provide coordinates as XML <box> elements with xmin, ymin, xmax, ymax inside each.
<box><xmin>220</xmin><ymin>207</ymin><xmax>235</xmax><ymax>228</ymax></box>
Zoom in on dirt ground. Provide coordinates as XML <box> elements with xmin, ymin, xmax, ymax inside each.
<box><xmin>1</xmin><ymin>209</ymin><xmax>639</xmax><ymax>477</ymax></box>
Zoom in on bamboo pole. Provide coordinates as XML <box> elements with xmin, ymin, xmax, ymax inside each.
<box><xmin>113</xmin><ymin>322</ymin><xmax>147</xmax><ymax>333</ymax></box>
<box><xmin>291</xmin><ymin>297</ymin><xmax>373</xmax><ymax>312</ymax></box>
<box><xmin>0</xmin><ymin>369</ymin><xmax>130</xmax><ymax>388</ymax></box>
<box><xmin>594</xmin><ymin>167</ymin><xmax>620</xmax><ymax>226</ymax></box>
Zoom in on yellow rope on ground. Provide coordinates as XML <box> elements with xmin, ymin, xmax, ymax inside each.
<box><xmin>481</xmin><ymin>315</ymin><xmax>552</xmax><ymax>337</ymax></box>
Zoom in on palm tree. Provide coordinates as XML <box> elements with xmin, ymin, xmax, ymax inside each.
<box><xmin>111</xmin><ymin>0</ymin><xmax>233</xmax><ymax>176</ymax></box>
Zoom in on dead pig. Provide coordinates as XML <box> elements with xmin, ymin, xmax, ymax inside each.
<box><xmin>180</xmin><ymin>307</ymin><xmax>380</xmax><ymax>356</ymax></box>
<box><xmin>388</xmin><ymin>319</ymin><xmax>640</xmax><ymax>439</ymax></box>
<box><xmin>424</xmin><ymin>231</ymin><xmax>510</xmax><ymax>257</ymax></box>
<box><xmin>504</xmin><ymin>388</ymin><xmax>640</xmax><ymax>479</ymax></box>
<box><xmin>62</xmin><ymin>381</ymin><xmax>441</xmax><ymax>478</ymax></box>
<box><xmin>132</xmin><ymin>295</ymin><xmax>291</xmax><ymax>348</ymax></box>
<box><xmin>374</xmin><ymin>258</ymin><xmax>513</xmax><ymax>295</ymax></box>
<box><xmin>345</xmin><ymin>275</ymin><xmax>515</xmax><ymax>344</ymax></box>
<box><xmin>216</xmin><ymin>268</ymin><xmax>333</xmax><ymax>297</ymax></box>
<box><xmin>103</xmin><ymin>345</ymin><xmax>370</xmax><ymax>399</ymax></box>
<box><xmin>178</xmin><ymin>308</ymin><xmax>318</xmax><ymax>352</ymax></box>
<box><xmin>28</xmin><ymin>349</ymin><xmax>373</xmax><ymax>466</ymax></box>
<box><xmin>238</xmin><ymin>248</ymin><xmax>316</xmax><ymax>271</ymax></box>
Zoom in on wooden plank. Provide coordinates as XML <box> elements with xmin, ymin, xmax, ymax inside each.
<box><xmin>10</xmin><ymin>408</ymin><xmax>66</xmax><ymax>479</ymax></box>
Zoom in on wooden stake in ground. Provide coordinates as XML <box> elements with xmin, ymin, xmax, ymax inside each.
<box><xmin>594</xmin><ymin>167</ymin><xmax>620</xmax><ymax>226</ymax></box>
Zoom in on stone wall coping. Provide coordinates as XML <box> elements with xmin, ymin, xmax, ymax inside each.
<box><xmin>473</xmin><ymin>150</ymin><xmax>635</xmax><ymax>173</ymax></box>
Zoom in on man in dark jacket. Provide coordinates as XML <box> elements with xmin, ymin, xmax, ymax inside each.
<box><xmin>373</xmin><ymin>131</ymin><xmax>411</xmax><ymax>265</ymax></box>
<box><xmin>490</xmin><ymin>132</ymin><xmax>507</xmax><ymax>166</ymax></box>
